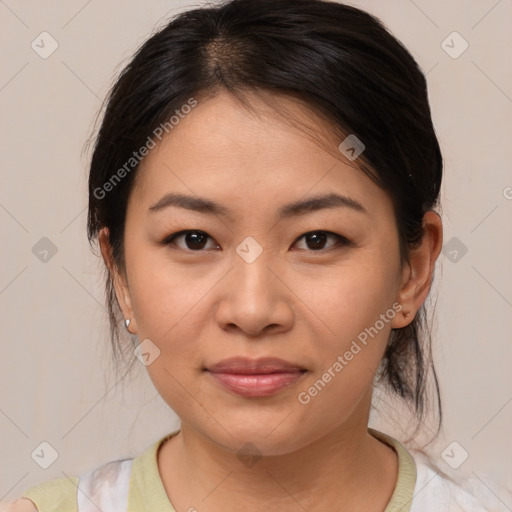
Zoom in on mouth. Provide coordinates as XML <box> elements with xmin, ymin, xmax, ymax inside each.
<box><xmin>204</xmin><ymin>356</ymin><xmax>307</xmax><ymax>398</ymax></box>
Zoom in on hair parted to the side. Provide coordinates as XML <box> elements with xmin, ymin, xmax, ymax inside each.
<box><xmin>86</xmin><ymin>0</ymin><xmax>443</xmax><ymax>435</ymax></box>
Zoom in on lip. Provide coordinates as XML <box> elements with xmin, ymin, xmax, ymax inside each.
<box><xmin>205</xmin><ymin>357</ymin><xmax>307</xmax><ymax>398</ymax></box>
<box><xmin>206</xmin><ymin>356</ymin><xmax>306</xmax><ymax>374</ymax></box>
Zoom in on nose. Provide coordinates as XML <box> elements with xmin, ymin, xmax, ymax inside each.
<box><xmin>213</xmin><ymin>251</ymin><xmax>294</xmax><ymax>337</ymax></box>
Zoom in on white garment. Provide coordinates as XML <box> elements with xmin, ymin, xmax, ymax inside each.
<box><xmin>410</xmin><ymin>451</ymin><xmax>509</xmax><ymax>512</ymax></box>
<box><xmin>77</xmin><ymin>459</ymin><xmax>132</xmax><ymax>512</ymax></box>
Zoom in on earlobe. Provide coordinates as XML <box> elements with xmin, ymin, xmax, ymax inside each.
<box><xmin>392</xmin><ymin>211</ymin><xmax>443</xmax><ymax>329</ymax></box>
<box><xmin>391</xmin><ymin>307</ymin><xmax>412</xmax><ymax>329</ymax></box>
<box><xmin>98</xmin><ymin>227</ymin><xmax>138</xmax><ymax>334</ymax></box>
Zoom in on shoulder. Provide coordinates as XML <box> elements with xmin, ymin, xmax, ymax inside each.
<box><xmin>0</xmin><ymin>499</ymin><xmax>38</xmax><ymax>512</ymax></box>
<box><xmin>11</xmin><ymin>458</ymin><xmax>134</xmax><ymax>512</ymax></box>
<box><xmin>6</xmin><ymin>476</ymin><xmax>80</xmax><ymax>512</ymax></box>
<box><xmin>4</xmin><ymin>434</ymin><xmax>173</xmax><ymax>512</ymax></box>
<box><xmin>409</xmin><ymin>451</ymin><xmax>509</xmax><ymax>511</ymax></box>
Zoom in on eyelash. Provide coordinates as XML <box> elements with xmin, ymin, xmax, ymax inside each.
<box><xmin>161</xmin><ymin>230</ymin><xmax>352</xmax><ymax>253</ymax></box>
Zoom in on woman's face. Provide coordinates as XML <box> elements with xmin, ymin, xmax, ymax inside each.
<box><xmin>110</xmin><ymin>91</ymin><xmax>411</xmax><ymax>455</ymax></box>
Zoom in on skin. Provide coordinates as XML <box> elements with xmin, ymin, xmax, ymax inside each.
<box><xmin>97</xmin><ymin>91</ymin><xmax>442</xmax><ymax>511</ymax></box>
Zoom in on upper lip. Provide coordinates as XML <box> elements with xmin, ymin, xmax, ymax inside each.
<box><xmin>206</xmin><ymin>357</ymin><xmax>306</xmax><ymax>374</ymax></box>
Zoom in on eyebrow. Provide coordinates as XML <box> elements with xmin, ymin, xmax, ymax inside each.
<box><xmin>148</xmin><ymin>192</ymin><xmax>367</xmax><ymax>220</ymax></box>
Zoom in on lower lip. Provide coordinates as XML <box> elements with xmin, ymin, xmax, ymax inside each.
<box><xmin>207</xmin><ymin>370</ymin><xmax>305</xmax><ymax>397</ymax></box>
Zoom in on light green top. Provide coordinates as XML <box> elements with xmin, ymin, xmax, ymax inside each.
<box><xmin>21</xmin><ymin>428</ymin><xmax>416</xmax><ymax>511</ymax></box>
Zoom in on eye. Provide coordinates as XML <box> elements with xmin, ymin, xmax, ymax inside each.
<box><xmin>292</xmin><ymin>231</ymin><xmax>350</xmax><ymax>252</ymax></box>
<box><xmin>163</xmin><ymin>230</ymin><xmax>219</xmax><ymax>251</ymax></box>
<box><xmin>162</xmin><ymin>229</ymin><xmax>351</xmax><ymax>253</ymax></box>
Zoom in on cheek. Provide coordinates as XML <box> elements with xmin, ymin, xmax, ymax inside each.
<box><xmin>124</xmin><ymin>232</ymin><xmax>207</xmax><ymax>328</ymax></box>
<box><xmin>291</xmin><ymin>250</ymin><xmax>402</xmax><ymax>396</ymax></box>
<box><xmin>126</xmin><ymin>260</ymin><xmax>213</xmax><ymax>417</ymax></box>
<box><xmin>129</xmin><ymin>263</ymin><xmax>212</xmax><ymax>342</ymax></box>
<box><xmin>296</xmin><ymin>254</ymin><xmax>401</xmax><ymax>336</ymax></box>
<box><xmin>291</xmin><ymin>268</ymin><xmax>401</xmax><ymax>428</ymax></box>
<box><xmin>125</xmin><ymin>247</ymin><xmax>230</xmax><ymax>399</ymax></box>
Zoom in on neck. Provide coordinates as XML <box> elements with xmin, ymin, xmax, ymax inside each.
<box><xmin>158</xmin><ymin>411</ymin><xmax>398</xmax><ymax>511</ymax></box>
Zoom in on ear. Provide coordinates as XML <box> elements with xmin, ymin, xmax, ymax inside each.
<box><xmin>98</xmin><ymin>227</ymin><xmax>138</xmax><ymax>334</ymax></box>
<box><xmin>392</xmin><ymin>211</ymin><xmax>443</xmax><ymax>329</ymax></box>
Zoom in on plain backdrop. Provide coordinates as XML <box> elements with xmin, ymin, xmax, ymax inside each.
<box><xmin>1</xmin><ymin>0</ymin><xmax>511</xmax><ymax>504</ymax></box>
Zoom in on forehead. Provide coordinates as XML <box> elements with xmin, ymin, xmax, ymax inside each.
<box><xmin>129</xmin><ymin>91</ymin><xmax>392</xmax><ymax>219</ymax></box>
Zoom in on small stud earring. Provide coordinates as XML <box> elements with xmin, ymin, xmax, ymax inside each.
<box><xmin>125</xmin><ymin>318</ymin><xmax>131</xmax><ymax>330</ymax></box>
<box><xmin>403</xmin><ymin>311</ymin><xmax>411</xmax><ymax>318</ymax></box>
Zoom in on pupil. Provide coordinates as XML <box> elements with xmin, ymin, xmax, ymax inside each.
<box><xmin>307</xmin><ymin>232</ymin><xmax>326</xmax><ymax>250</ymax></box>
<box><xmin>187</xmin><ymin>231</ymin><xmax>207</xmax><ymax>250</ymax></box>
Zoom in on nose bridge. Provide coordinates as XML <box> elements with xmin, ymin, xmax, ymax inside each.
<box><xmin>231</xmin><ymin>236</ymin><xmax>276</xmax><ymax>300</ymax></box>
<box><xmin>214</xmin><ymin>236</ymin><xmax>292</xmax><ymax>335</ymax></box>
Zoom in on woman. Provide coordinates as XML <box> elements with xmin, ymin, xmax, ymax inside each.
<box><xmin>6</xmin><ymin>0</ymin><xmax>498</xmax><ymax>510</ymax></box>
